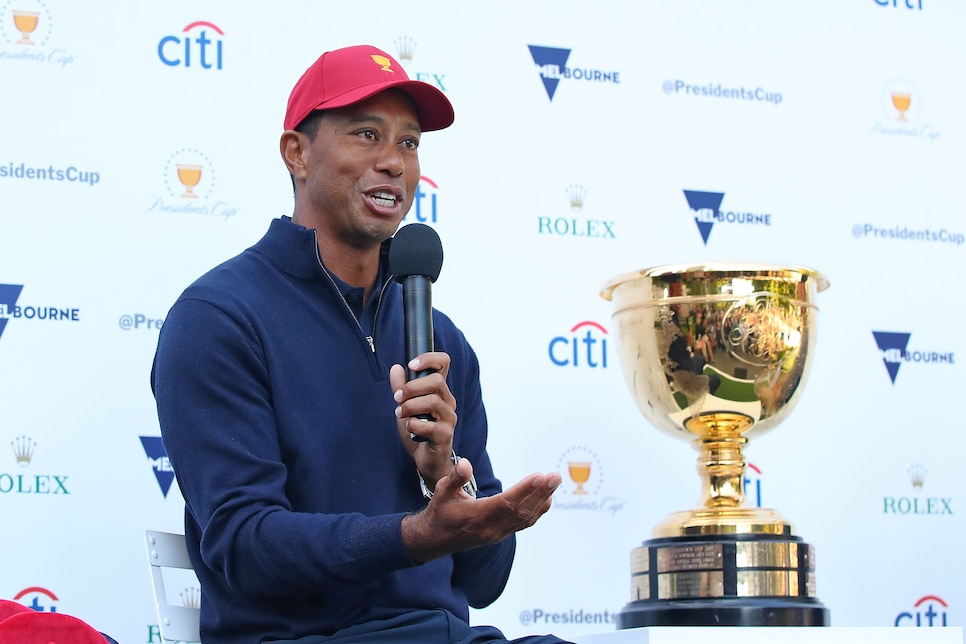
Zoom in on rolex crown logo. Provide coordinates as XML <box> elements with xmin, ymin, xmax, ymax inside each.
<box><xmin>370</xmin><ymin>54</ymin><xmax>395</xmax><ymax>73</ymax></box>
<box><xmin>567</xmin><ymin>184</ymin><xmax>586</xmax><ymax>211</ymax></box>
<box><xmin>394</xmin><ymin>36</ymin><xmax>416</xmax><ymax>63</ymax></box>
<box><xmin>11</xmin><ymin>435</ymin><xmax>35</xmax><ymax>466</ymax></box>
<box><xmin>181</xmin><ymin>586</ymin><xmax>200</xmax><ymax>609</ymax></box>
<box><xmin>908</xmin><ymin>463</ymin><xmax>926</xmax><ymax>489</ymax></box>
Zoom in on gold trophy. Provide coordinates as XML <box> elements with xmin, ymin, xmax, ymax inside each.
<box><xmin>176</xmin><ymin>164</ymin><xmax>203</xmax><ymax>198</ymax></box>
<box><xmin>601</xmin><ymin>263</ymin><xmax>830</xmax><ymax>627</ymax></box>
<box><xmin>12</xmin><ymin>10</ymin><xmax>40</xmax><ymax>45</ymax></box>
<box><xmin>891</xmin><ymin>92</ymin><xmax>911</xmax><ymax>121</ymax></box>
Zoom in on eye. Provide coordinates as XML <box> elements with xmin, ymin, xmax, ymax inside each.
<box><xmin>357</xmin><ymin>129</ymin><xmax>377</xmax><ymax>141</ymax></box>
<box><xmin>401</xmin><ymin>137</ymin><xmax>419</xmax><ymax>151</ymax></box>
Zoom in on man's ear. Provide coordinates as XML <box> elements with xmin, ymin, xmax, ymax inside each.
<box><xmin>280</xmin><ymin>131</ymin><xmax>308</xmax><ymax>181</ymax></box>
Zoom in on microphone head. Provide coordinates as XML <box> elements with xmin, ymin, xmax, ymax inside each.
<box><xmin>389</xmin><ymin>223</ymin><xmax>444</xmax><ymax>283</ymax></box>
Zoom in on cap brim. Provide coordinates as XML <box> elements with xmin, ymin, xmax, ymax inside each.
<box><xmin>304</xmin><ymin>80</ymin><xmax>454</xmax><ymax>132</ymax></box>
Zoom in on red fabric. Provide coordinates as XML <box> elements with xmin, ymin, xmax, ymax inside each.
<box><xmin>0</xmin><ymin>610</ymin><xmax>106</xmax><ymax>644</ymax></box>
<box><xmin>0</xmin><ymin>599</ymin><xmax>32</xmax><ymax>623</ymax></box>
<box><xmin>283</xmin><ymin>44</ymin><xmax>454</xmax><ymax>132</ymax></box>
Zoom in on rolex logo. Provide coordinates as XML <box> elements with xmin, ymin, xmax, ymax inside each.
<box><xmin>11</xmin><ymin>436</ymin><xmax>35</xmax><ymax>466</ymax></box>
<box><xmin>370</xmin><ymin>54</ymin><xmax>394</xmax><ymax>73</ymax></box>
<box><xmin>908</xmin><ymin>463</ymin><xmax>926</xmax><ymax>489</ymax></box>
<box><xmin>181</xmin><ymin>586</ymin><xmax>200</xmax><ymax>609</ymax></box>
<box><xmin>394</xmin><ymin>36</ymin><xmax>416</xmax><ymax>63</ymax></box>
<box><xmin>567</xmin><ymin>183</ymin><xmax>586</xmax><ymax>211</ymax></box>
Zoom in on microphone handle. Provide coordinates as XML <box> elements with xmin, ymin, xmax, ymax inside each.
<box><xmin>402</xmin><ymin>276</ymin><xmax>434</xmax><ymax>441</ymax></box>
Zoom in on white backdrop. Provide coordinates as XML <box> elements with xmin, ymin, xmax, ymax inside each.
<box><xmin>1</xmin><ymin>1</ymin><xmax>963</xmax><ymax>642</ymax></box>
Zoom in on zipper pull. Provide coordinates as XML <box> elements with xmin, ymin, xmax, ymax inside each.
<box><xmin>365</xmin><ymin>336</ymin><xmax>375</xmax><ymax>353</ymax></box>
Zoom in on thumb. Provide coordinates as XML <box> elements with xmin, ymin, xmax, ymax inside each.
<box><xmin>437</xmin><ymin>456</ymin><xmax>475</xmax><ymax>499</ymax></box>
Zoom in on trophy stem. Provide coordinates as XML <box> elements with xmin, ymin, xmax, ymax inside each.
<box><xmin>689</xmin><ymin>411</ymin><xmax>752</xmax><ymax>509</ymax></box>
<box><xmin>651</xmin><ymin>411</ymin><xmax>794</xmax><ymax>538</ymax></box>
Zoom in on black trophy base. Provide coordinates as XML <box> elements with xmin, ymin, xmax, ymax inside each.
<box><xmin>618</xmin><ymin>597</ymin><xmax>830</xmax><ymax>628</ymax></box>
<box><xmin>619</xmin><ymin>533</ymin><xmax>830</xmax><ymax>628</ymax></box>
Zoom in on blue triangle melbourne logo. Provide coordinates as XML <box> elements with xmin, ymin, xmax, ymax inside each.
<box><xmin>872</xmin><ymin>331</ymin><xmax>911</xmax><ymax>384</ymax></box>
<box><xmin>683</xmin><ymin>190</ymin><xmax>725</xmax><ymax>245</ymax></box>
<box><xmin>528</xmin><ymin>45</ymin><xmax>571</xmax><ymax>101</ymax></box>
<box><xmin>140</xmin><ymin>435</ymin><xmax>175</xmax><ymax>498</ymax></box>
<box><xmin>0</xmin><ymin>284</ymin><xmax>24</xmax><ymax>340</ymax></box>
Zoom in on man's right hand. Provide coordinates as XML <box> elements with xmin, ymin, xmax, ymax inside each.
<box><xmin>401</xmin><ymin>457</ymin><xmax>562</xmax><ymax>564</ymax></box>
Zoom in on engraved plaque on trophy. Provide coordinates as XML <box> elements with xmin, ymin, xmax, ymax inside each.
<box><xmin>601</xmin><ymin>264</ymin><xmax>830</xmax><ymax>627</ymax></box>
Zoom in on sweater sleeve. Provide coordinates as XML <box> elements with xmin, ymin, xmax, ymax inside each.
<box><xmin>152</xmin><ymin>296</ymin><xmax>415</xmax><ymax>597</ymax></box>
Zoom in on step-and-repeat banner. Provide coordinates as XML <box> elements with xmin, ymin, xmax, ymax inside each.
<box><xmin>1</xmin><ymin>1</ymin><xmax>962</xmax><ymax>642</ymax></box>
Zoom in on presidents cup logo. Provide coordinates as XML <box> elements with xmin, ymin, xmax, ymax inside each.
<box><xmin>527</xmin><ymin>45</ymin><xmax>620</xmax><ymax>101</ymax></box>
<box><xmin>883</xmin><ymin>464</ymin><xmax>953</xmax><ymax>516</ymax></box>
<box><xmin>553</xmin><ymin>446</ymin><xmax>623</xmax><ymax>515</ymax></box>
<box><xmin>140</xmin><ymin>436</ymin><xmax>175</xmax><ymax>498</ymax></box>
<box><xmin>871</xmin><ymin>331</ymin><xmax>955</xmax><ymax>384</ymax></box>
<box><xmin>145</xmin><ymin>148</ymin><xmax>238</xmax><ymax>220</ymax></box>
<box><xmin>392</xmin><ymin>36</ymin><xmax>447</xmax><ymax>91</ymax></box>
<box><xmin>0</xmin><ymin>0</ymin><xmax>74</xmax><ymax>67</ymax></box>
<box><xmin>895</xmin><ymin>595</ymin><xmax>950</xmax><ymax>627</ymax></box>
<box><xmin>537</xmin><ymin>183</ymin><xmax>616</xmax><ymax>240</ymax></box>
<box><xmin>871</xmin><ymin>79</ymin><xmax>939</xmax><ymax>141</ymax></box>
<box><xmin>683</xmin><ymin>189</ymin><xmax>773</xmax><ymax>246</ymax></box>
<box><xmin>2</xmin><ymin>435</ymin><xmax>70</xmax><ymax>495</ymax></box>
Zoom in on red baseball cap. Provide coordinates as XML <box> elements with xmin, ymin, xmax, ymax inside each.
<box><xmin>284</xmin><ymin>45</ymin><xmax>454</xmax><ymax>132</ymax></box>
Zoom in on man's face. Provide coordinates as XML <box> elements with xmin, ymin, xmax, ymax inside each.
<box><xmin>300</xmin><ymin>89</ymin><xmax>422</xmax><ymax>249</ymax></box>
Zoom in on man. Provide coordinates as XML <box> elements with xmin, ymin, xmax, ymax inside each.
<box><xmin>151</xmin><ymin>45</ymin><xmax>568</xmax><ymax>644</ymax></box>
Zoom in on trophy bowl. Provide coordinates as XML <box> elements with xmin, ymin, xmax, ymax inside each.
<box><xmin>601</xmin><ymin>263</ymin><xmax>830</xmax><ymax>627</ymax></box>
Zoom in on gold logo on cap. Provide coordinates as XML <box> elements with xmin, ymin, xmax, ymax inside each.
<box><xmin>370</xmin><ymin>54</ymin><xmax>395</xmax><ymax>73</ymax></box>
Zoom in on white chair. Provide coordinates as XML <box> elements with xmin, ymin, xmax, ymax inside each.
<box><xmin>145</xmin><ymin>530</ymin><xmax>201</xmax><ymax>643</ymax></box>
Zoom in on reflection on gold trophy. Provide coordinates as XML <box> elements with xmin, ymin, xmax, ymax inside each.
<box><xmin>601</xmin><ymin>264</ymin><xmax>830</xmax><ymax>628</ymax></box>
<box><xmin>176</xmin><ymin>164</ymin><xmax>203</xmax><ymax>199</ymax></box>
<box><xmin>567</xmin><ymin>461</ymin><xmax>592</xmax><ymax>495</ymax></box>
<box><xmin>891</xmin><ymin>92</ymin><xmax>911</xmax><ymax>121</ymax></box>
<box><xmin>12</xmin><ymin>10</ymin><xmax>39</xmax><ymax>45</ymax></box>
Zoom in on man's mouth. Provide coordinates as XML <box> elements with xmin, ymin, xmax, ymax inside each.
<box><xmin>371</xmin><ymin>191</ymin><xmax>398</xmax><ymax>208</ymax></box>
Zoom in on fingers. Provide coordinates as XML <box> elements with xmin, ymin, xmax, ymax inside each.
<box><xmin>497</xmin><ymin>472</ymin><xmax>562</xmax><ymax>531</ymax></box>
<box><xmin>391</xmin><ymin>353</ymin><xmax>456</xmax><ymax>446</ymax></box>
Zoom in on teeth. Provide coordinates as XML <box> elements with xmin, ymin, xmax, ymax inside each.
<box><xmin>372</xmin><ymin>191</ymin><xmax>396</xmax><ymax>207</ymax></box>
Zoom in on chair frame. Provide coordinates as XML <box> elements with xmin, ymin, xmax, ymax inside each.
<box><xmin>145</xmin><ymin>529</ymin><xmax>201</xmax><ymax>643</ymax></box>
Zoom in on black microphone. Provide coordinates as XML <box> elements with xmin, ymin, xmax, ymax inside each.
<box><xmin>388</xmin><ymin>223</ymin><xmax>443</xmax><ymax>441</ymax></box>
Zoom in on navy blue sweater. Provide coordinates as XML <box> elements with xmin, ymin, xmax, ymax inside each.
<box><xmin>151</xmin><ymin>217</ymin><xmax>514</xmax><ymax>644</ymax></box>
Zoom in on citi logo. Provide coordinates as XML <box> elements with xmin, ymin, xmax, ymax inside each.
<box><xmin>871</xmin><ymin>331</ymin><xmax>955</xmax><ymax>384</ymax></box>
<box><xmin>683</xmin><ymin>189</ymin><xmax>772</xmax><ymax>245</ymax></box>
<box><xmin>876</xmin><ymin>0</ymin><xmax>922</xmax><ymax>10</ymax></box>
<box><xmin>403</xmin><ymin>175</ymin><xmax>440</xmax><ymax>223</ymax></box>
<box><xmin>527</xmin><ymin>45</ymin><xmax>620</xmax><ymax>101</ymax></box>
<box><xmin>158</xmin><ymin>21</ymin><xmax>224</xmax><ymax>69</ymax></box>
<box><xmin>140</xmin><ymin>436</ymin><xmax>175</xmax><ymax>498</ymax></box>
<box><xmin>12</xmin><ymin>587</ymin><xmax>58</xmax><ymax>613</ymax></box>
<box><xmin>895</xmin><ymin>595</ymin><xmax>949</xmax><ymax>627</ymax></box>
<box><xmin>744</xmin><ymin>462</ymin><xmax>763</xmax><ymax>507</ymax></box>
<box><xmin>548</xmin><ymin>321</ymin><xmax>608</xmax><ymax>368</ymax></box>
